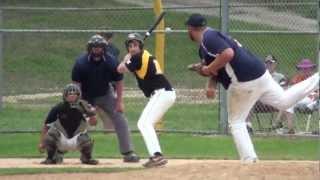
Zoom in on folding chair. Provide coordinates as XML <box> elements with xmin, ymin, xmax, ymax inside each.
<box><xmin>294</xmin><ymin>103</ymin><xmax>319</xmax><ymax>133</ymax></box>
<box><xmin>252</xmin><ymin>101</ymin><xmax>279</xmax><ymax>131</ymax></box>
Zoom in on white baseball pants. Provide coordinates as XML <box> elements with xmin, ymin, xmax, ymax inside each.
<box><xmin>228</xmin><ymin>71</ymin><xmax>319</xmax><ymax>162</ymax></box>
<box><xmin>137</xmin><ymin>89</ymin><xmax>176</xmax><ymax>156</ymax></box>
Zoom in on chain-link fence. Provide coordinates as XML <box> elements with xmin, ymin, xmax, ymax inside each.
<box><xmin>0</xmin><ymin>0</ymin><xmax>318</xmax><ymax>135</ymax></box>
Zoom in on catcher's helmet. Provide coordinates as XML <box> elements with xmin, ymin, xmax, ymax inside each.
<box><xmin>63</xmin><ymin>83</ymin><xmax>81</xmax><ymax>103</ymax></box>
<box><xmin>125</xmin><ymin>33</ymin><xmax>144</xmax><ymax>49</ymax></box>
<box><xmin>87</xmin><ymin>34</ymin><xmax>108</xmax><ymax>52</ymax></box>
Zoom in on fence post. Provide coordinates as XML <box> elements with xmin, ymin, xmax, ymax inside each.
<box><xmin>219</xmin><ymin>0</ymin><xmax>229</xmax><ymax>134</ymax></box>
<box><xmin>0</xmin><ymin>10</ymin><xmax>3</xmax><ymax>111</ymax></box>
<box><xmin>154</xmin><ymin>0</ymin><xmax>165</xmax><ymax>130</ymax></box>
<box><xmin>318</xmin><ymin>0</ymin><xmax>320</xmax><ymax>73</ymax></box>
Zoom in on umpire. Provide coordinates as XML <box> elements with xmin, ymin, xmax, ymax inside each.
<box><xmin>71</xmin><ymin>34</ymin><xmax>139</xmax><ymax>162</ymax></box>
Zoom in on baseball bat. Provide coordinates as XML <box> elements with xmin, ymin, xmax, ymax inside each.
<box><xmin>143</xmin><ymin>11</ymin><xmax>166</xmax><ymax>40</ymax></box>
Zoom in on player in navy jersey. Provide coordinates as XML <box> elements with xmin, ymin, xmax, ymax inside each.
<box><xmin>117</xmin><ymin>33</ymin><xmax>176</xmax><ymax>168</ymax></box>
<box><xmin>186</xmin><ymin>13</ymin><xmax>319</xmax><ymax>163</ymax></box>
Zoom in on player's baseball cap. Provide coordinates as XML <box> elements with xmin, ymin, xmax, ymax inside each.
<box><xmin>264</xmin><ymin>55</ymin><xmax>277</xmax><ymax>63</ymax></box>
<box><xmin>185</xmin><ymin>13</ymin><xmax>207</xmax><ymax>27</ymax></box>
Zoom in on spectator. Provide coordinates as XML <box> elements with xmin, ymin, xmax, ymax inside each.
<box><xmin>290</xmin><ymin>59</ymin><xmax>317</xmax><ymax>84</ymax></box>
<box><xmin>274</xmin><ymin>59</ymin><xmax>318</xmax><ymax>134</ymax></box>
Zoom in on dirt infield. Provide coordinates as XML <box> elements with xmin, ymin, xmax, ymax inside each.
<box><xmin>0</xmin><ymin>159</ymin><xmax>319</xmax><ymax>180</ymax></box>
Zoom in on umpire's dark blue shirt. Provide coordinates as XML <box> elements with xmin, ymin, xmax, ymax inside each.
<box><xmin>72</xmin><ymin>53</ymin><xmax>123</xmax><ymax>103</ymax></box>
<box><xmin>199</xmin><ymin>28</ymin><xmax>266</xmax><ymax>89</ymax></box>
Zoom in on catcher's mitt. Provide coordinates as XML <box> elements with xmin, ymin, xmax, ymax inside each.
<box><xmin>76</xmin><ymin>100</ymin><xmax>96</xmax><ymax>117</ymax></box>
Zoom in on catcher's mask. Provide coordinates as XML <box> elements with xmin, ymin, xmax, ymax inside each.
<box><xmin>125</xmin><ymin>33</ymin><xmax>144</xmax><ymax>50</ymax></box>
<box><xmin>63</xmin><ymin>84</ymin><xmax>81</xmax><ymax>106</ymax></box>
<box><xmin>87</xmin><ymin>34</ymin><xmax>108</xmax><ymax>54</ymax></box>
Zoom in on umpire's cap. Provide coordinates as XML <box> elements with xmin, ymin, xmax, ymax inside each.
<box><xmin>185</xmin><ymin>13</ymin><xmax>207</xmax><ymax>27</ymax></box>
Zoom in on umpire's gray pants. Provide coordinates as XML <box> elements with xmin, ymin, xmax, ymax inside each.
<box><xmin>93</xmin><ymin>90</ymin><xmax>134</xmax><ymax>154</ymax></box>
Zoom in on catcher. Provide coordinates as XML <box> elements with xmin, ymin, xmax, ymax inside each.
<box><xmin>38</xmin><ymin>83</ymin><xmax>98</xmax><ymax>165</ymax></box>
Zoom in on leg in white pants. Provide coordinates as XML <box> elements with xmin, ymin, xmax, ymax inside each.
<box><xmin>227</xmin><ymin>84</ymin><xmax>261</xmax><ymax>162</ymax></box>
<box><xmin>260</xmin><ymin>72</ymin><xmax>319</xmax><ymax>110</ymax></box>
<box><xmin>137</xmin><ymin>89</ymin><xmax>176</xmax><ymax>156</ymax></box>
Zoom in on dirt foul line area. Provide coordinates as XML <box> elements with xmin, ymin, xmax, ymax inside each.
<box><xmin>0</xmin><ymin>159</ymin><xmax>319</xmax><ymax>180</ymax></box>
<box><xmin>3</xmin><ymin>88</ymin><xmax>218</xmax><ymax>104</ymax></box>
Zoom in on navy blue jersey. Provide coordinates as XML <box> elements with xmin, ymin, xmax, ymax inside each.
<box><xmin>199</xmin><ymin>28</ymin><xmax>266</xmax><ymax>89</ymax></box>
<box><xmin>72</xmin><ymin>53</ymin><xmax>123</xmax><ymax>103</ymax></box>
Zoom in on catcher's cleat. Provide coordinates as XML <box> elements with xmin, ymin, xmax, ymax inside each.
<box><xmin>81</xmin><ymin>158</ymin><xmax>99</xmax><ymax>165</ymax></box>
<box><xmin>143</xmin><ymin>155</ymin><xmax>168</xmax><ymax>168</ymax></box>
<box><xmin>123</xmin><ymin>152</ymin><xmax>140</xmax><ymax>163</ymax></box>
<box><xmin>40</xmin><ymin>158</ymin><xmax>61</xmax><ymax>165</ymax></box>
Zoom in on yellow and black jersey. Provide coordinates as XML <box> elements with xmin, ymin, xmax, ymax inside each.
<box><xmin>125</xmin><ymin>50</ymin><xmax>173</xmax><ymax>97</ymax></box>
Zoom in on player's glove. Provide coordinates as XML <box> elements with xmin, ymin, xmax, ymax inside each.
<box><xmin>187</xmin><ymin>62</ymin><xmax>210</xmax><ymax>76</ymax></box>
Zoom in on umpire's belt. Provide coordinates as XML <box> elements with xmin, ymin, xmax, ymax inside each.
<box><xmin>151</xmin><ymin>87</ymin><xmax>173</xmax><ymax>96</ymax></box>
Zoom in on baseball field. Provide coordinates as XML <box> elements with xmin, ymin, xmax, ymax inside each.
<box><xmin>0</xmin><ymin>0</ymin><xmax>319</xmax><ymax>179</ymax></box>
<box><xmin>0</xmin><ymin>133</ymin><xmax>319</xmax><ymax>179</ymax></box>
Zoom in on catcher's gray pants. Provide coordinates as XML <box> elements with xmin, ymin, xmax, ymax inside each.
<box><xmin>93</xmin><ymin>90</ymin><xmax>134</xmax><ymax>154</ymax></box>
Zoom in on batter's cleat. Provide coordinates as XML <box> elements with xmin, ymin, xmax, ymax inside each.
<box><xmin>143</xmin><ymin>155</ymin><xmax>168</xmax><ymax>168</ymax></box>
<box><xmin>81</xmin><ymin>158</ymin><xmax>99</xmax><ymax>165</ymax></box>
<box><xmin>123</xmin><ymin>152</ymin><xmax>140</xmax><ymax>163</ymax></box>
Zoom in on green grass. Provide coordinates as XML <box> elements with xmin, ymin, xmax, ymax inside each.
<box><xmin>0</xmin><ymin>133</ymin><xmax>318</xmax><ymax>160</ymax></box>
<box><xmin>0</xmin><ymin>97</ymin><xmax>220</xmax><ymax>132</ymax></box>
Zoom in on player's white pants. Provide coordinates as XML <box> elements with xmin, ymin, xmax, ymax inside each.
<box><xmin>137</xmin><ymin>89</ymin><xmax>176</xmax><ymax>156</ymax></box>
<box><xmin>228</xmin><ymin>71</ymin><xmax>319</xmax><ymax>162</ymax></box>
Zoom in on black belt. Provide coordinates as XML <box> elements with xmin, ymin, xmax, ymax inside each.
<box><xmin>150</xmin><ymin>87</ymin><xmax>173</xmax><ymax>96</ymax></box>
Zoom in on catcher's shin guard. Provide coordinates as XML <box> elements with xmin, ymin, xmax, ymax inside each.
<box><xmin>41</xmin><ymin>134</ymin><xmax>60</xmax><ymax>164</ymax></box>
<box><xmin>78</xmin><ymin>134</ymin><xmax>98</xmax><ymax>165</ymax></box>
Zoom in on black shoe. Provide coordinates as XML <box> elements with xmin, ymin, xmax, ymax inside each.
<box><xmin>287</xmin><ymin>129</ymin><xmax>295</xmax><ymax>134</ymax></box>
<box><xmin>81</xmin><ymin>158</ymin><xmax>99</xmax><ymax>165</ymax></box>
<box><xmin>123</xmin><ymin>152</ymin><xmax>140</xmax><ymax>163</ymax></box>
<box><xmin>143</xmin><ymin>155</ymin><xmax>168</xmax><ymax>168</ymax></box>
<box><xmin>40</xmin><ymin>158</ymin><xmax>59</xmax><ymax>165</ymax></box>
<box><xmin>246</xmin><ymin>125</ymin><xmax>254</xmax><ymax>135</ymax></box>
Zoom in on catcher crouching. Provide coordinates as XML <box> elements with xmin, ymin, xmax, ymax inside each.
<box><xmin>38</xmin><ymin>84</ymin><xmax>98</xmax><ymax>165</ymax></box>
